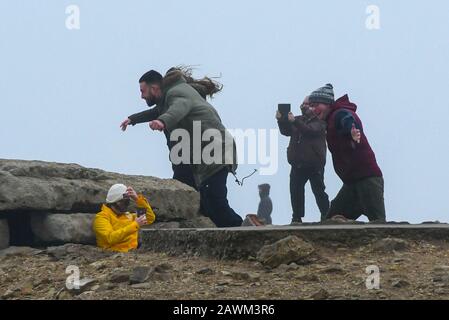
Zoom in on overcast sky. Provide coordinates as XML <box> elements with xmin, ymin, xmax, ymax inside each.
<box><xmin>1</xmin><ymin>1</ymin><xmax>448</xmax><ymax>224</ymax></box>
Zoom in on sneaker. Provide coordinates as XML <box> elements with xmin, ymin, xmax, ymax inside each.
<box><xmin>241</xmin><ymin>214</ymin><xmax>265</xmax><ymax>227</ymax></box>
<box><xmin>290</xmin><ymin>218</ymin><xmax>303</xmax><ymax>225</ymax></box>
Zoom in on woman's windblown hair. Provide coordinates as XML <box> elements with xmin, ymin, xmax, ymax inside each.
<box><xmin>165</xmin><ymin>65</ymin><xmax>223</xmax><ymax>99</ymax></box>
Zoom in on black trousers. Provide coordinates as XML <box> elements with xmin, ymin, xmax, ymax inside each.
<box><xmin>290</xmin><ymin>166</ymin><xmax>330</xmax><ymax>221</ymax></box>
<box><xmin>200</xmin><ymin>168</ymin><xmax>243</xmax><ymax>228</ymax></box>
<box><xmin>172</xmin><ymin>164</ymin><xmax>197</xmax><ymax>190</ymax></box>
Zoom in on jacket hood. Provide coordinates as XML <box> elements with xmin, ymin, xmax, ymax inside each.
<box><xmin>162</xmin><ymin>69</ymin><xmax>185</xmax><ymax>90</ymax></box>
<box><xmin>331</xmin><ymin>94</ymin><xmax>357</xmax><ymax>113</ymax></box>
<box><xmin>258</xmin><ymin>184</ymin><xmax>270</xmax><ymax>197</ymax></box>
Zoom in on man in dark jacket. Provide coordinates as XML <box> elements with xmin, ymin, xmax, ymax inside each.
<box><xmin>308</xmin><ymin>84</ymin><xmax>386</xmax><ymax>222</ymax></box>
<box><xmin>120</xmin><ymin>85</ymin><xmax>196</xmax><ymax>190</ymax></box>
<box><xmin>276</xmin><ymin>97</ymin><xmax>330</xmax><ymax>223</ymax></box>
<box><xmin>134</xmin><ymin>68</ymin><xmax>242</xmax><ymax>228</ymax></box>
<box><xmin>257</xmin><ymin>183</ymin><xmax>273</xmax><ymax>225</ymax></box>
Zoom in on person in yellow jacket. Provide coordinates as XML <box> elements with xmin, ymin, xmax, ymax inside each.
<box><xmin>93</xmin><ymin>184</ymin><xmax>156</xmax><ymax>252</ymax></box>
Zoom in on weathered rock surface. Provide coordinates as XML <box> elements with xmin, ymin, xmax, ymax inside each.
<box><xmin>0</xmin><ymin>159</ymin><xmax>200</xmax><ymax>222</ymax></box>
<box><xmin>140</xmin><ymin>224</ymin><xmax>449</xmax><ymax>260</ymax></box>
<box><xmin>372</xmin><ymin>237</ymin><xmax>410</xmax><ymax>252</ymax></box>
<box><xmin>30</xmin><ymin>213</ymin><xmax>96</xmax><ymax>245</ymax></box>
<box><xmin>179</xmin><ymin>216</ymin><xmax>216</xmax><ymax>229</ymax></box>
<box><xmin>110</xmin><ymin>272</ymin><xmax>130</xmax><ymax>284</ymax></box>
<box><xmin>129</xmin><ymin>263</ymin><xmax>174</xmax><ymax>284</ymax></box>
<box><xmin>130</xmin><ymin>267</ymin><xmax>152</xmax><ymax>284</ymax></box>
<box><xmin>140</xmin><ymin>216</ymin><xmax>216</xmax><ymax>230</ymax></box>
<box><xmin>2</xmin><ymin>237</ymin><xmax>449</xmax><ymax>300</ymax></box>
<box><xmin>0</xmin><ymin>232</ymin><xmax>449</xmax><ymax>300</ymax></box>
<box><xmin>46</xmin><ymin>243</ymin><xmax>114</xmax><ymax>263</ymax></box>
<box><xmin>0</xmin><ymin>246</ymin><xmax>42</xmax><ymax>257</ymax></box>
<box><xmin>0</xmin><ymin>159</ymin><xmax>215</xmax><ymax>248</ymax></box>
<box><xmin>256</xmin><ymin>236</ymin><xmax>315</xmax><ymax>268</ymax></box>
<box><xmin>66</xmin><ymin>278</ymin><xmax>98</xmax><ymax>295</ymax></box>
<box><xmin>144</xmin><ymin>222</ymin><xmax>182</xmax><ymax>229</ymax></box>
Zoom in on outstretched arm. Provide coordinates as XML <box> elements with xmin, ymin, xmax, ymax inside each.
<box><xmin>120</xmin><ymin>107</ymin><xmax>160</xmax><ymax>131</ymax></box>
<box><xmin>129</xmin><ymin>107</ymin><xmax>160</xmax><ymax>125</ymax></box>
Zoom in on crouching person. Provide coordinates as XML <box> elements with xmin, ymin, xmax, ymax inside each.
<box><xmin>307</xmin><ymin>84</ymin><xmax>386</xmax><ymax>223</ymax></box>
<box><xmin>93</xmin><ymin>184</ymin><xmax>156</xmax><ymax>252</ymax></box>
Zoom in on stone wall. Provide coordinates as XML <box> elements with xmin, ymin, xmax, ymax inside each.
<box><xmin>0</xmin><ymin>159</ymin><xmax>212</xmax><ymax>248</ymax></box>
<box><xmin>0</xmin><ymin>219</ymin><xmax>9</xmax><ymax>250</ymax></box>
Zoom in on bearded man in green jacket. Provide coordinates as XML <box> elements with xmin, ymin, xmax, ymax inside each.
<box><xmin>140</xmin><ymin>68</ymin><xmax>243</xmax><ymax>228</ymax></box>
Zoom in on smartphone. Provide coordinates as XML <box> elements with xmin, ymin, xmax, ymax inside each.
<box><xmin>278</xmin><ymin>104</ymin><xmax>291</xmax><ymax>121</ymax></box>
<box><xmin>136</xmin><ymin>208</ymin><xmax>147</xmax><ymax>217</ymax></box>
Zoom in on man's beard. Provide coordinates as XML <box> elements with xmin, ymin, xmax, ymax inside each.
<box><xmin>146</xmin><ymin>97</ymin><xmax>158</xmax><ymax>107</ymax></box>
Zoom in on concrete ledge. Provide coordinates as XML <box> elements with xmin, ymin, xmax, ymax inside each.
<box><xmin>140</xmin><ymin>224</ymin><xmax>449</xmax><ymax>259</ymax></box>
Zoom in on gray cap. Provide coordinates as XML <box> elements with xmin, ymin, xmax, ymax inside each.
<box><xmin>309</xmin><ymin>83</ymin><xmax>334</xmax><ymax>105</ymax></box>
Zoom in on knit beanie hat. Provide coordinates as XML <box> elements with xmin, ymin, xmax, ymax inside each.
<box><xmin>309</xmin><ymin>83</ymin><xmax>335</xmax><ymax>105</ymax></box>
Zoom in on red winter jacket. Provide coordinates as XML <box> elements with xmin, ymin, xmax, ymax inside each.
<box><xmin>326</xmin><ymin>95</ymin><xmax>382</xmax><ymax>184</ymax></box>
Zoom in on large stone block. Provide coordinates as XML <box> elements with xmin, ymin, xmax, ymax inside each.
<box><xmin>0</xmin><ymin>159</ymin><xmax>200</xmax><ymax>222</ymax></box>
<box><xmin>30</xmin><ymin>213</ymin><xmax>96</xmax><ymax>245</ymax></box>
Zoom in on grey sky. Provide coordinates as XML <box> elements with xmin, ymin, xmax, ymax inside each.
<box><xmin>1</xmin><ymin>1</ymin><xmax>448</xmax><ymax>224</ymax></box>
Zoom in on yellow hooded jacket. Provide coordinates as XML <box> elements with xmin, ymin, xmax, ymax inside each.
<box><xmin>93</xmin><ymin>194</ymin><xmax>155</xmax><ymax>252</ymax></box>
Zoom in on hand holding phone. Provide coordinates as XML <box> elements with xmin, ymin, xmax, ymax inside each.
<box><xmin>278</xmin><ymin>104</ymin><xmax>291</xmax><ymax>121</ymax></box>
<box><xmin>136</xmin><ymin>208</ymin><xmax>147</xmax><ymax>217</ymax></box>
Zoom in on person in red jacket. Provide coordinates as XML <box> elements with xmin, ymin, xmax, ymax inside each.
<box><xmin>308</xmin><ymin>84</ymin><xmax>386</xmax><ymax>222</ymax></box>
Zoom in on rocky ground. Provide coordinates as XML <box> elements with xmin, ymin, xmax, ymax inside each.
<box><xmin>1</xmin><ymin>236</ymin><xmax>449</xmax><ymax>300</ymax></box>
